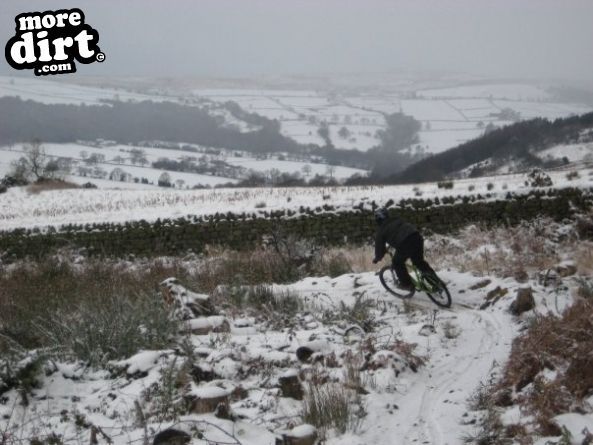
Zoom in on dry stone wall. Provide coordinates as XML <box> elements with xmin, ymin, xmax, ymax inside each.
<box><xmin>0</xmin><ymin>188</ymin><xmax>590</xmax><ymax>260</ymax></box>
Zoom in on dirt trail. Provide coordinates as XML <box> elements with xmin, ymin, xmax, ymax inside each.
<box><xmin>357</xmin><ymin>282</ymin><xmax>515</xmax><ymax>445</ymax></box>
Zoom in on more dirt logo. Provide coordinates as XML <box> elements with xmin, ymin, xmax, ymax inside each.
<box><xmin>5</xmin><ymin>8</ymin><xmax>104</xmax><ymax>76</ymax></box>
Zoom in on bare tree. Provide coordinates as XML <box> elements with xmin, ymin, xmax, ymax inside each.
<box><xmin>10</xmin><ymin>140</ymin><xmax>61</xmax><ymax>182</ymax></box>
<box><xmin>130</xmin><ymin>148</ymin><xmax>147</xmax><ymax>166</ymax></box>
<box><xmin>325</xmin><ymin>164</ymin><xmax>336</xmax><ymax>179</ymax></box>
<box><xmin>301</xmin><ymin>164</ymin><xmax>312</xmax><ymax>178</ymax></box>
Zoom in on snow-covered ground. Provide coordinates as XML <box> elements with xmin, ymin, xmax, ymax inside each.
<box><xmin>0</xmin><ymin>75</ymin><xmax>171</xmax><ymax>106</ymax></box>
<box><xmin>0</xmin><ymin>143</ymin><xmax>366</xmax><ymax>190</ymax></box>
<box><xmin>195</xmin><ymin>82</ymin><xmax>592</xmax><ymax>154</ymax></box>
<box><xmin>1</xmin><ymin>258</ymin><xmax>586</xmax><ymax>444</ymax></box>
<box><xmin>417</xmin><ymin>83</ymin><xmax>552</xmax><ymax>101</ymax></box>
<box><xmin>2</xmin><ymin>75</ymin><xmax>591</xmax><ymax>160</ymax></box>
<box><xmin>1</xmin><ymin>167</ymin><xmax>591</xmax><ymax>232</ymax></box>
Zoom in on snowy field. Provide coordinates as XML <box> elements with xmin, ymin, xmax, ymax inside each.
<box><xmin>0</xmin><ymin>75</ymin><xmax>170</xmax><ymax>106</ymax></box>
<box><xmin>0</xmin><ymin>143</ymin><xmax>366</xmax><ymax>190</ymax></box>
<box><xmin>1</xmin><ymin>167</ymin><xmax>591</xmax><ymax>232</ymax></box>
<box><xmin>196</xmin><ymin>83</ymin><xmax>591</xmax><ymax>154</ymax></box>
<box><xmin>2</xmin><ymin>76</ymin><xmax>591</xmax><ymax>158</ymax></box>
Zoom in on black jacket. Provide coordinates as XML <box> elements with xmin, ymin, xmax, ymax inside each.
<box><xmin>374</xmin><ymin>216</ymin><xmax>418</xmax><ymax>260</ymax></box>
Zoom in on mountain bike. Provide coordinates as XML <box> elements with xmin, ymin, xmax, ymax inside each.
<box><xmin>378</xmin><ymin>250</ymin><xmax>452</xmax><ymax>308</ymax></box>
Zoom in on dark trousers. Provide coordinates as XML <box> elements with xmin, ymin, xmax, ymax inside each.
<box><xmin>392</xmin><ymin>232</ymin><xmax>436</xmax><ymax>287</ymax></box>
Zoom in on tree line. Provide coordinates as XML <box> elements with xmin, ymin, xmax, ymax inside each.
<box><xmin>385</xmin><ymin>112</ymin><xmax>593</xmax><ymax>184</ymax></box>
<box><xmin>0</xmin><ymin>97</ymin><xmax>421</xmax><ymax>176</ymax></box>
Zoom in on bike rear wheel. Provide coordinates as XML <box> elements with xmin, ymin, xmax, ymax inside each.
<box><xmin>423</xmin><ymin>273</ymin><xmax>452</xmax><ymax>308</ymax></box>
<box><xmin>379</xmin><ymin>265</ymin><xmax>415</xmax><ymax>299</ymax></box>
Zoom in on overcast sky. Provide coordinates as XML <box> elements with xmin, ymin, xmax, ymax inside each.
<box><xmin>2</xmin><ymin>0</ymin><xmax>592</xmax><ymax>82</ymax></box>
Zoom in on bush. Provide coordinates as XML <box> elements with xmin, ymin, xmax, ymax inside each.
<box><xmin>220</xmin><ymin>284</ymin><xmax>302</xmax><ymax>319</ymax></box>
<box><xmin>437</xmin><ymin>180</ymin><xmax>454</xmax><ymax>189</ymax></box>
<box><xmin>526</xmin><ymin>168</ymin><xmax>553</xmax><ymax>187</ymax></box>
<box><xmin>576</xmin><ymin>277</ymin><xmax>593</xmax><ymax>299</ymax></box>
<box><xmin>27</xmin><ymin>178</ymin><xmax>80</xmax><ymax>194</ymax></box>
<box><xmin>321</xmin><ymin>252</ymin><xmax>353</xmax><ymax>278</ymax></box>
<box><xmin>0</xmin><ymin>348</ymin><xmax>46</xmax><ymax>399</ymax></box>
<box><xmin>36</xmin><ymin>292</ymin><xmax>177</xmax><ymax>367</ymax></box>
<box><xmin>566</xmin><ymin>171</ymin><xmax>580</xmax><ymax>181</ymax></box>
<box><xmin>302</xmin><ymin>382</ymin><xmax>363</xmax><ymax>436</ymax></box>
<box><xmin>0</xmin><ymin>259</ymin><xmax>183</xmax><ymax>361</ymax></box>
<box><xmin>494</xmin><ymin>299</ymin><xmax>593</xmax><ymax>435</ymax></box>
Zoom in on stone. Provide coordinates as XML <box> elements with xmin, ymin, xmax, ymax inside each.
<box><xmin>480</xmin><ymin>286</ymin><xmax>509</xmax><ymax>309</ymax></box>
<box><xmin>419</xmin><ymin>324</ymin><xmax>437</xmax><ymax>336</ymax></box>
<box><xmin>185</xmin><ymin>316</ymin><xmax>230</xmax><ymax>335</ymax></box>
<box><xmin>555</xmin><ymin>262</ymin><xmax>577</xmax><ymax>277</ymax></box>
<box><xmin>509</xmin><ymin>287</ymin><xmax>535</xmax><ymax>315</ymax></box>
<box><xmin>538</xmin><ymin>269</ymin><xmax>560</xmax><ymax>287</ymax></box>
<box><xmin>278</xmin><ymin>371</ymin><xmax>304</xmax><ymax>400</ymax></box>
<box><xmin>188</xmin><ymin>385</ymin><xmax>231</xmax><ymax>414</ymax></box>
<box><xmin>153</xmin><ymin>429</ymin><xmax>191</xmax><ymax>445</ymax></box>
<box><xmin>277</xmin><ymin>424</ymin><xmax>318</xmax><ymax>445</ymax></box>
<box><xmin>469</xmin><ymin>279</ymin><xmax>491</xmax><ymax>290</ymax></box>
<box><xmin>296</xmin><ymin>346</ymin><xmax>314</xmax><ymax>362</ymax></box>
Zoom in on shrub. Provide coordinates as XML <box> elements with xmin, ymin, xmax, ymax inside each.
<box><xmin>0</xmin><ymin>259</ymin><xmax>182</xmax><ymax>362</ymax></box>
<box><xmin>437</xmin><ymin>180</ymin><xmax>454</xmax><ymax>189</ymax></box>
<box><xmin>0</xmin><ymin>348</ymin><xmax>46</xmax><ymax>401</ymax></box>
<box><xmin>526</xmin><ymin>168</ymin><xmax>553</xmax><ymax>187</ymax></box>
<box><xmin>566</xmin><ymin>171</ymin><xmax>580</xmax><ymax>181</ymax></box>
<box><xmin>26</xmin><ymin>179</ymin><xmax>80</xmax><ymax>194</ymax></box>
<box><xmin>494</xmin><ymin>299</ymin><xmax>593</xmax><ymax>435</ymax></box>
<box><xmin>486</xmin><ymin>182</ymin><xmax>495</xmax><ymax>191</ymax></box>
<box><xmin>321</xmin><ymin>252</ymin><xmax>353</xmax><ymax>278</ymax></box>
<box><xmin>140</xmin><ymin>358</ymin><xmax>190</xmax><ymax>422</ymax></box>
<box><xmin>36</xmin><ymin>292</ymin><xmax>178</xmax><ymax>367</ymax></box>
<box><xmin>302</xmin><ymin>381</ymin><xmax>363</xmax><ymax>436</ymax></box>
<box><xmin>220</xmin><ymin>285</ymin><xmax>302</xmax><ymax>319</ymax></box>
<box><xmin>327</xmin><ymin>293</ymin><xmax>377</xmax><ymax>333</ymax></box>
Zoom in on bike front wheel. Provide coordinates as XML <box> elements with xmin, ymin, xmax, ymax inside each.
<box><xmin>379</xmin><ymin>265</ymin><xmax>415</xmax><ymax>299</ymax></box>
<box><xmin>423</xmin><ymin>273</ymin><xmax>452</xmax><ymax>308</ymax></box>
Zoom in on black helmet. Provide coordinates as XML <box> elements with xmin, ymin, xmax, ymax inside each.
<box><xmin>374</xmin><ymin>208</ymin><xmax>388</xmax><ymax>224</ymax></box>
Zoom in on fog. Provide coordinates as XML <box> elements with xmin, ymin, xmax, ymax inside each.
<box><xmin>1</xmin><ymin>0</ymin><xmax>593</xmax><ymax>82</ymax></box>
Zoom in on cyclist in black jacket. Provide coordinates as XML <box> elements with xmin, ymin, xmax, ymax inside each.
<box><xmin>372</xmin><ymin>208</ymin><xmax>436</xmax><ymax>292</ymax></box>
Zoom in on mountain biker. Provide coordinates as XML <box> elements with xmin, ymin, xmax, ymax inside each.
<box><xmin>372</xmin><ymin>208</ymin><xmax>437</xmax><ymax>292</ymax></box>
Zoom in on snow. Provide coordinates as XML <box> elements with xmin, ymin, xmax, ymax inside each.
<box><xmin>186</xmin><ymin>316</ymin><xmax>228</xmax><ymax>332</ymax></box>
<box><xmin>418</xmin><ymin>83</ymin><xmax>551</xmax><ymax>101</ymax></box>
<box><xmin>401</xmin><ymin>99</ymin><xmax>466</xmax><ymax>121</ymax></box>
<box><xmin>3</xmin><ymin>77</ymin><xmax>590</xmax><ymax>159</ymax></box>
<box><xmin>1</xmin><ymin>166</ymin><xmax>591</xmax><ymax>231</ymax></box>
<box><xmin>0</xmin><ymin>75</ymin><xmax>173</xmax><ymax>106</ymax></box>
<box><xmin>225</xmin><ymin>156</ymin><xmax>366</xmax><ymax>179</ymax></box>
<box><xmin>539</xmin><ymin>142</ymin><xmax>593</xmax><ymax>163</ymax></box>
<box><xmin>280</xmin><ymin>423</ymin><xmax>316</xmax><ymax>438</ymax></box>
<box><xmin>189</xmin><ymin>383</ymin><xmax>231</xmax><ymax>399</ymax></box>
<box><xmin>0</xmin><ymin>144</ymin><xmax>237</xmax><ymax>189</ymax></box>
<box><xmin>552</xmin><ymin>413</ymin><xmax>593</xmax><ymax>444</ymax></box>
<box><xmin>1</xmin><ymin>236</ymin><xmax>587</xmax><ymax>444</ymax></box>
<box><xmin>112</xmin><ymin>350</ymin><xmax>168</xmax><ymax>375</ymax></box>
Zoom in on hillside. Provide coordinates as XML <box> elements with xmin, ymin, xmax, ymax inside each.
<box><xmin>2</xmin><ymin>76</ymin><xmax>593</xmax><ymax>189</ymax></box>
<box><xmin>388</xmin><ymin>112</ymin><xmax>593</xmax><ymax>184</ymax></box>
<box><xmin>1</xmin><ymin>210</ymin><xmax>592</xmax><ymax>445</ymax></box>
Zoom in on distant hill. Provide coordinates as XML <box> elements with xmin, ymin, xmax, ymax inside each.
<box><xmin>386</xmin><ymin>112</ymin><xmax>593</xmax><ymax>184</ymax></box>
